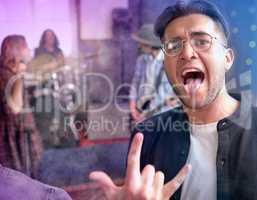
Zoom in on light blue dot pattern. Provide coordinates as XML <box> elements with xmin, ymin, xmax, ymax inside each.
<box><xmin>232</xmin><ymin>27</ymin><xmax>239</xmax><ymax>34</ymax></box>
<box><xmin>249</xmin><ymin>41</ymin><xmax>256</xmax><ymax>48</ymax></box>
<box><xmin>250</xmin><ymin>24</ymin><xmax>257</xmax><ymax>31</ymax></box>
<box><xmin>230</xmin><ymin>10</ymin><xmax>237</xmax><ymax>17</ymax></box>
<box><xmin>248</xmin><ymin>7</ymin><xmax>256</xmax><ymax>14</ymax></box>
<box><xmin>246</xmin><ymin>58</ymin><xmax>253</xmax><ymax>65</ymax></box>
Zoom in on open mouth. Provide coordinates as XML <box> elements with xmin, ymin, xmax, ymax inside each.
<box><xmin>181</xmin><ymin>69</ymin><xmax>205</xmax><ymax>95</ymax></box>
<box><xmin>182</xmin><ymin>70</ymin><xmax>205</xmax><ymax>85</ymax></box>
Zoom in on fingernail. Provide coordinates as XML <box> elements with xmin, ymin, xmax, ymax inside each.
<box><xmin>136</xmin><ymin>132</ymin><xmax>143</xmax><ymax>140</ymax></box>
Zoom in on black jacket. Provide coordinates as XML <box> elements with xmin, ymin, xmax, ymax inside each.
<box><xmin>132</xmin><ymin>93</ymin><xmax>257</xmax><ymax>200</ymax></box>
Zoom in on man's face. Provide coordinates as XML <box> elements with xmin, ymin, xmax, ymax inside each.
<box><xmin>163</xmin><ymin>14</ymin><xmax>234</xmax><ymax>109</ymax></box>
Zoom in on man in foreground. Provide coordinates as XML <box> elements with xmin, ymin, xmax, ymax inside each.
<box><xmin>90</xmin><ymin>0</ymin><xmax>257</xmax><ymax>200</ymax></box>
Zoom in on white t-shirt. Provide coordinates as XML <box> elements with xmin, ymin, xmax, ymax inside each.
<box><xmin>180</xmin><ymin>122</ymin><xmax>218</xmax><ymax>200</ymax></box>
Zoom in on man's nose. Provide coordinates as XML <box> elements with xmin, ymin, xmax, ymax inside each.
<box><xmin>179</xmin><ymin>41</ymin><xmax>197</xmax><ymax>60</ymax></box>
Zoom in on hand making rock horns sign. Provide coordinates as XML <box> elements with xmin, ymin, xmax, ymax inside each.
<box><xmin>89</xmin><ymin>133</ymin><xmax>191</xmax><ymax>200</ymax></box>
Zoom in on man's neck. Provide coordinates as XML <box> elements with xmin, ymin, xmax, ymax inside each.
<box><xmin>184</xmin><ymin>89</ymin><xmax>240</xmax><ymax>124</ymax></box>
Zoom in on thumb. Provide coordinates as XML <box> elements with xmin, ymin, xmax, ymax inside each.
<box><xmin>163</xmin><ymin>164</ymin><xmax>191</xmax><ymax>199</ymax></box>
<box><xmin>89</xmin><ymin>171</ymin><xmax>118</xmax><ymax>200</ymax></box>
<box><xmin>89</xmin><ymin>171</ymin><xmax>118</xmax><ymax>194</ymax></box>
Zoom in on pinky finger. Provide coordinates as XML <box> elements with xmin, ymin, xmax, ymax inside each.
<box><xmin>153</xmin><ymin>171</ymin><xmax>165</xmax><ymax>198</ymax></box>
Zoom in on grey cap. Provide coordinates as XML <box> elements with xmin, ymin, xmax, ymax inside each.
<box><xmin>132</xmin><ymin>24</ymin><xmax>162</xmax><ymax>48</ymax></box>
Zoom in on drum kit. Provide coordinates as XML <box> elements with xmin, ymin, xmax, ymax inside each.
<box><xmin>24</xmin><ymin>56</ymin><xmax>91</xmax><ymax>148</ymax></box>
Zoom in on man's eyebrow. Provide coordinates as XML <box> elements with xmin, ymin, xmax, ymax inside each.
<box><xmin>166</xmin><ymin>31</ymin><xmax>210</xmax><ymax>41</ymax></box>
<box><xmin>190</xmin><ymin>31</ymin><xmax>209</xmax><ymax>36</ymax></box>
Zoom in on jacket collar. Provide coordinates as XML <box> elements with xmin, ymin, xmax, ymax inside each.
<box><xmin>176</xmin><ymin>92</ymin><xmax>253</xmax><ymax>131</ymax></box>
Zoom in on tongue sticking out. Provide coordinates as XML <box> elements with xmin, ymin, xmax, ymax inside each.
<box><xmin>184</xmin><ymin>78</ymin><xmax>202</xmax><ymax>96</ymax></box>
<box><xmin>182</xmin><ymin>71</ymin><xmax>204</xmax><ymax>96</ymax></box>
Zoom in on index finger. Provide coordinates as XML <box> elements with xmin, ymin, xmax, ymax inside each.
<box><xmin>163</xmin><ymin>164</ymin><xmax>191</xmax><ymax>199</ymax></box>
<box><xmin>125</xmin><ymin>132</ymin><xmax>144</xmax><ymax>184</ymax></box>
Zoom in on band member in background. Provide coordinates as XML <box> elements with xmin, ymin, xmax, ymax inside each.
<box><xmin>129</xmin><ymin>24</ymin><xmax>178</xmax><ymax>123</ymax></box>
<box><xmin>0</xmin><ymin>35</ymin><xmax>43</xmax><ymax>178</ymax></box>
<box><xmin>28</xmin><ymin>29</ymin><xmax>65</xmax><ymax>78</ymax></box>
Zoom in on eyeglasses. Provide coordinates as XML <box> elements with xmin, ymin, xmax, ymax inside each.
<box><xmin>162</xmin><ymin>31</ymin><xmax>227</xmax><ymax>57</ymax></box>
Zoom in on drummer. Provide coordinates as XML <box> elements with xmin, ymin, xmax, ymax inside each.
<box><xmin>28</xmin><ymin>29</ymin><xmax>65</xmax><ymax>79</ymax></box>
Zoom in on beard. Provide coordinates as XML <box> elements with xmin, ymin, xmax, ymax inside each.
<box><xmin>172</xmin><ymin>75</ymin><xmax>225</xmax><ymax>111</ymax></box>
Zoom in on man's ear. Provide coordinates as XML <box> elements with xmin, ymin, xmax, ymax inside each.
<box><xmin>224</xmin><ymin>48</ymin><xmax>234</xmax><ymax>71</ymax></box>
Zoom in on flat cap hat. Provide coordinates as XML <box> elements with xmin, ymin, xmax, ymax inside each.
<box><xmin>132</xmin><ymin>24</ymin><xmax>162</xmax><ymax>48</ymax></box>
